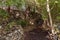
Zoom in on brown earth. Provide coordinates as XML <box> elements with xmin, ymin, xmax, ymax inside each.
<box><xmin>24</xmin><ymin>28</ymin><xmax>52</xmax><ymax>40</ymax></box>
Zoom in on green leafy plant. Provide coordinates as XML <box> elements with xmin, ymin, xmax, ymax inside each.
<box><xmin>5</xmin><ymin>21</ymin><xmax>16</xmax><ymax>31</ymax></box>
<box><xmin>16</xmin><ymin>20</ymin><xmax>28</xmax><ymax>27</ymax></box>
<box><xmin>0</xmin><ymin>9</ymin><xmax>9</xmax><ymax>19</ymax></box>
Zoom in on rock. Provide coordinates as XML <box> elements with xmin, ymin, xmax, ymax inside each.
<box><xmin>0</xmin><ymin>25</ymin><xmax>24</xmax><ymax>40</ymax></box>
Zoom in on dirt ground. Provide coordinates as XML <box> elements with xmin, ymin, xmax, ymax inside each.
<box><xmin>24</xmin><ymin>28</ymin><xmax>52</xmax><ymax>40</ymax></box>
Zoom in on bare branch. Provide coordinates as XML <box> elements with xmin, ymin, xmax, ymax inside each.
<box><xmin>46</xmin><ymin>0</ymin><xmax>55</xmax><ymax>35</ymax></box>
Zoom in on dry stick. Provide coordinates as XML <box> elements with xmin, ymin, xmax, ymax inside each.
<box><xmin>46</xmin><ymin>0</ymin><xmax>55</xmax><ymax>35</ymax></box>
